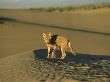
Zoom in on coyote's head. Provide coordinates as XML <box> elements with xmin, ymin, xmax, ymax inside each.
<box><xmin>42</xmin><ymin>32</ymin><xmax>52</xmax><ymax>44</ymax></box>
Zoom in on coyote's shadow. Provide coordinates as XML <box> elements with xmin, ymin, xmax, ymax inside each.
<box><xmin>33</xmin><ymin>49</ymin><xmax>110</xmax><ymax>63</ymax></box>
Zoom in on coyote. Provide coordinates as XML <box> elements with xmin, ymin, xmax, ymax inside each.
<box><xmin>42</xmin><ymin>32</ymin><xmax>76</xmax><ymax>59</ymax></box>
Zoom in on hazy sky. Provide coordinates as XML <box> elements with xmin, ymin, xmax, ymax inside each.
<box><xmin>0</xmin><ymin>0</ymin><xmax>110</xmax><ymax>8</ymax></box>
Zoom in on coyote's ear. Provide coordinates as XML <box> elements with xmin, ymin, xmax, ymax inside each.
<box><xmin>42</xmin><ymin>33</ymin><xmax>46</xmax><ymax>38</ymax></box>
<box><xmin>48</xmin><ymin>32</ymin><xmax>51</xmax><ymax>38</ymax></box>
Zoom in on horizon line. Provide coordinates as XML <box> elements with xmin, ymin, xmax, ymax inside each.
<box><xmin>0</xmin><ymin>2</ymin><xmax>110</xmax><ymax>9</ymax></box>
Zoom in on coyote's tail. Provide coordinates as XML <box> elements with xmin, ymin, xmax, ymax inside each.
<box><xmin>68</xmin><ymin>40</ymin><xmax>76</xmax><ymax>56</ymax></box>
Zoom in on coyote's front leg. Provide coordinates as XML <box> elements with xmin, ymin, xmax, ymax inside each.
<box><xmin>51</xmin><ymin>46</ymin><xmax>56</xmax><ymax>58</ymax></box>
<box><xmin>47</xmin><ymin>46</ymin><xmax>51</xmax><ymax>58</ymax></box>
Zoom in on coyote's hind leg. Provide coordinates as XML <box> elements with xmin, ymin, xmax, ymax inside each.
<box><xmin>60</xmin><ymin>46</ymin><xmax>66</xmax><ymax>59</ymax></box>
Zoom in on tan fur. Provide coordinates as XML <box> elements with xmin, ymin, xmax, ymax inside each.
<box><xmin>42</xmin><ymin>32</ymin><xmax>76</xmax><ymax>59</ymax></box>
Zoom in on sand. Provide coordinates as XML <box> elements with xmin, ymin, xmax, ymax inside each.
<box><xmin>0</xmin><ymin>9</ymin><xmax>110</xmax><ymax>82</ymax></box>
<box><xmin>0</xmin><ymin>49</ymin><xmax>110</xmax><ymax>82</ymax></box>
<box><xmin>0</xmin><ymin>9</ymin><xmax>110</xmax><ymax>58</ymax></box>
<box><xmin>0</xmin><ymin>49</ymin><xmax>81</xmax><ymax>82</ymax></box>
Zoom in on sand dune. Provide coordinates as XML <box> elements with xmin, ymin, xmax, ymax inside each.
<box><xmin>0</xmin><ymin>50</ymin><xmax>80</xmax><ymax>82</ymax></box>
<box><xmin>0</xmin><ymin>9</ymin><xmax>110</xmax><ymax>58</ymax></box>
<box><xmin>0</xmin><ymin>17</ymin><xmax>110</xmax><ymax>58</ymax></box>
<box><xmin>0</xmin><ymin>49</ymin><xmax>110</xmax><ymax>82</ymax></box>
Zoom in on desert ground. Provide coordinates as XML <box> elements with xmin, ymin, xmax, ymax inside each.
<box><xmin>0</xmin><ymin>9</ymin><xmax>110</xmax><ymax>82</ymax></box>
